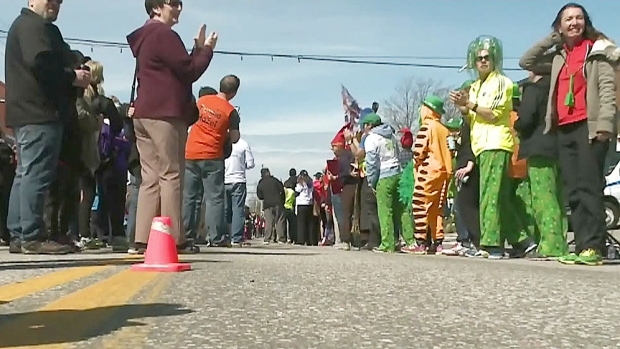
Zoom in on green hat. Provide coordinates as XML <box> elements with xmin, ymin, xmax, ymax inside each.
<box><xmin>444</xmin><ymin>118</ymin><xmax>463</xmax><ymax>130</ymax></box>
<box><xmin>457</xmin><ymin>80</ymin><xmax>475</xmax><ymax>91</ymax></box>
<box><xmin>362</xmin><ymin>113</ymin><xmax>381</xmax><ymax>126</ymax></box>
<box><xmin>423</xmin><ymin>95</ymin><xmax>445</xmax><ymax>115</ymax></box>
<box><xmin>512</xmin><ymin>82</ymin><xmax>521</xmax><ymax>99</ymax></box>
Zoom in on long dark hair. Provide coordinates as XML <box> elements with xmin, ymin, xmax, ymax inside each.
<box><xmin>552</xmin><ymin>3</ymin><xmax>608</xmax><ymax>41</ymax></box>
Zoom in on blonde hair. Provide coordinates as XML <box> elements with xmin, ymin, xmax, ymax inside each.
<box><xmin>83</xmin><ymin>60</ymin><xmax>105</xmax><ymax>101</ymax></box>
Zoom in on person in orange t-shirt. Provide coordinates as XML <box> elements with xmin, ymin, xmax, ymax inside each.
<box><xmin>183</xmin><ymin>75</ymin><xmax>241</xmax><ymax>246</ymax></box>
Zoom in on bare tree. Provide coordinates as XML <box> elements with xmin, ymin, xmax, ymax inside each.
<box><xmin>382</xmin><ymin>77</ymin><xmax>461</xmax><ymax>133</ymax></box>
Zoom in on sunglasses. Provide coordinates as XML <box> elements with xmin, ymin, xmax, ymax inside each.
<box><xmin>476</xmin><ymin>55</ymin><xmax>490</xmax><ymax>62</ymax></box>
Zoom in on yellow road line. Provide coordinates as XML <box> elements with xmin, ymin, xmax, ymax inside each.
<box><xmin>0</xmin><ymin>265</ymin><xmax>111</xmax><ymax>303</ymax></box>
<box><xmin>0</xmin><ymin>268</ymin><xmax>161</xmax><ymax>349</ymax></box>
<box><xmin>98</xmin><ymin>274</ymin><xmax>173</xmax><ymax>349</ymax></box>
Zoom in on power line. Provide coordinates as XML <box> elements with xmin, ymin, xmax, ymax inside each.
<box><xmin>0</xmin><ymin>29</ymin><xmax>524</xmax><ymax>71</ymax></box>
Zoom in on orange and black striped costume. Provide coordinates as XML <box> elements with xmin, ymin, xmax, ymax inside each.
<box><xmin>412</xmin><ymin>105</ymin><xmax>453</xmax><ymax>243</ymax></box>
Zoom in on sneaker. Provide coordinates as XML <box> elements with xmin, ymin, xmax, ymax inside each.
<box><xmin>558</xmin><ymin>253</ymin><xmax>579</xmax><ymax>265</ymax></box>
<box><xmin>80</xmin><ymin>237</ymin><xmax>105</xmax><ymax>250</ymax></box>
<box><xmin>9</xmin><ymin>238</ymin><xmax>22</xmax><ymax>254</ymax></box>
<box><xmin>525</xmin><ymin>250</ymin><xmax>555</xmax><ymax>261</ymax></box>
<box><xmin>471</xmin><ymin>249</ymin><xmax>489</xmax><ymax>258</ymax></box>
<box><xmin>262</xmin><ymin>241</ymin><xmax>270</xmax><ymax>245</ymax></box>
<box><xmin>401</xmin><ymin>244</ymin><xmax>427</xmax><ymax>255</ymax></box>
<box><xmin>575</xmin><ymin>249</ymin><xmax>603</xmax><ymax>266</ymax></box>
<box><xmin>177</xmin><ymin>241</ymin><xmax>200</xmax><ymax>254</ymax></box>
<box><xmin>212</xmin><ymin>241</ymin><xmax>232</xmax><ymax>248</ymax></box>
<box><xmin>434</xmin><ymin>243</ymin><xmax>444</xmax><ymax>255</ymax></box>
<box><xmin>463</xmin><ymin>245</ymin><xmax>478</xmax><ymax>257</ymax></box>
<box><xmin>128</xmin><ymin>243</ymin><xmax>147</xmax><ymax>255</ymax></box>
<box><xmin>336</xmin><ymin>242</ymin><xmax>351</xmax><ymax>251</ymax></box>
<box><xmin>442</xmin><ymin>243</ymin><xmax>465</xmax><ymax>256</ymax></box>
<box><xmin>21</xmin><ymin>240</ymin><xmax>71</xmax><ymax>255</ymax></box>
<box><xmin>111</xmin><ymin>236</ymin><xmax>129</xmax><ymax>253</ymax></box>
<box><xmin>488</xmin><ymin>251</ymin><xmax>504</xmax><ymax>260</ymax></box>
<box><xmin>372</xmin><ymin>247</ymin><xmax>391</xmax><ymax>253</ymax></box>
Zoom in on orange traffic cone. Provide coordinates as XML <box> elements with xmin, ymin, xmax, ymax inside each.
<box><xmin>131</xmin><ymin>216</ymin><xmax>191</xmax><ymax>272</ymax></box>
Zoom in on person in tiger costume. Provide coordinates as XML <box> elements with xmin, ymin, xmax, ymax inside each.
<box><xmin>401</xmin><ymin>96</ymin><xmax>453</xmax><ymax>255</ymax></box>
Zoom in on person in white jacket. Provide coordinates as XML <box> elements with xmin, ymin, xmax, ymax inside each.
<box><xmin>224</xmin><ymin>138</ymin><xmax>255</xmax><ymax>246</ymax></box>
<box><xmin>295</xmin><ymin>170</ymin><xmax>315</xmax><ymax>245</ymax></box>
<box><xmin>363</xmin><ymin>113</ymin><xmax>414</xmax><ymax>253</ymax></box>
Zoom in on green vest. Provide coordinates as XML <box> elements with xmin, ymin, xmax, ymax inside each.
<box><xmin>284</xmin><ymin>188</ymin><xmax>295</xmax><ymax>210</ymax></box>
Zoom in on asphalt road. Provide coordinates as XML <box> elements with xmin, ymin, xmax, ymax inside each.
<box><xmin>1</xmin><ymin>237</ymin><xmax>620</xmax><ymax>349</ymax></box>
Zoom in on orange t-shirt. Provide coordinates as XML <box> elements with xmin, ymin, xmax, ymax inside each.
<box><xmin>509</xmin><ymin>111</ymin><xmax>527</xmax><ymax>179</ymax></box>
<box><xmin>185</xmin><ymin>95</ymin><xmax>236</xmax><ymax>160</ymax></box>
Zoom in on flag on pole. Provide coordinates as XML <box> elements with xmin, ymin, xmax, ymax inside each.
<box><xmin>341</xmin><ymin>85</ymin><xmax>361</xmax><ymax>128</ymax></box>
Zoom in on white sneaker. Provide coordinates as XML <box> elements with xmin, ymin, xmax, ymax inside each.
<box><xmin>336</xmin><ymin>242</ymin><xmax>351</xmax><ymax>251</ymax></box>
<box><xmin>442</xmin><ymin>242</ymin><xmax>465</xmax><ymax>256</ymax></box>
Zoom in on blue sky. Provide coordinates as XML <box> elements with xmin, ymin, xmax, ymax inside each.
<box><xmin>1</xmin><ymin>0</ymin><xmax>620</xmax><ymax>186</ymax></box>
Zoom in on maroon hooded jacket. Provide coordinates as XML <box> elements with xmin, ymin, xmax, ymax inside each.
<box><xmin>126</xmin><ymin>20</ymin><xmax>213</xmax><ymax>121</ymax></box>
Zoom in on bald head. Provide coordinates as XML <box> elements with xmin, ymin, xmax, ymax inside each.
<box><xmin>219</xmin><ymin>75</ymin><xmax>240</xmax><ymax>100</ymax></box>
<box><xmin>29</xmin><ymin>0</ymin><xmax>62</xmax><ymax>22</ymax></box>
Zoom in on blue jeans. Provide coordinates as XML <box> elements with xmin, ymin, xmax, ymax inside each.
<box><xmin>330</xmin><ymin>188</ymin><xmax>344</xmax><ymax>242</ymax></box>
<box><xmin>225</xmin><ymin>182</ymin><xmax>247</xmax><ymax>243</ymax></box>
<box><xmin>127</xmin><ymin>173</ymin><xmax>141</xmax><ymax>244</ymax></box>
<box><xmin>454</xmin><ymin>199</ymin><xmax>471</xmax><ymax>245</ymax></box>
<box><xmin>8</xmin><ymin>123</ymin><xmax>63</xmax><ymax>242</ymax></box>
<box><xmin>183</xmin><ymin>159</ymin><xmax>226</xmax><ymax>243</ymax></box>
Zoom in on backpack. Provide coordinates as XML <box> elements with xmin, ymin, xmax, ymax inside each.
<box><xmin>112</xmin><ymin>128</ymin><xmax>131</xmax><ymax>173</ymax></box>
<box><xmin>98</xmin><ymin>122</ymin><xmax>114</xmax><ymax>162</ymax></box>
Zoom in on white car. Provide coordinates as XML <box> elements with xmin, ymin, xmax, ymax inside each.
<box><xmin>603</xmin><ymin>159</ymin><xmax>620</xmax><ymax>229</ymax></box>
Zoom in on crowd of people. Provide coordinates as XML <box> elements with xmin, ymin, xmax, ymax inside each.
<box><xmin>1</xmin><ymin>0</ymin><xmax>256</xmax><ymax>255</ymax></box>
<box><xmin>1</xmin><ymin>1</ymin><xmax>619</xmax><ymax>269</ymax></box>
<box><xmin>253</xmin><ymin>3</ymin><xmax>620</xmax><ymax>267</ymax></box>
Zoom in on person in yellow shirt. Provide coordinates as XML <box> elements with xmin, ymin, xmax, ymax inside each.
<box><xmin>450</xmin><ymin>35</ymin><xmax>535</xmax><ymax>259</ymax></box>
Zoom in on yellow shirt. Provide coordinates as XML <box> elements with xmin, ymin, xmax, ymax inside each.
<box><xmin>468</xmin><ymin>71</ymin><xmax>515</xmax><ymax>157</ymax></box>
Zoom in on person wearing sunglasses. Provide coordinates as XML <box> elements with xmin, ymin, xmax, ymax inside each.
<box><xmin>125</xmin><ymin>0</ymin><xmax>218</xmax><ymax>254</ymax></box>
<box><xmin>449</xmin><ymin>35</ymin><xmax>534</xmax><ymax>259</ymax></box>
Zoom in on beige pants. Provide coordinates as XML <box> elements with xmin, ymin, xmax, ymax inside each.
<box><xmin>133</xmin><ymin>118</ymin><xmax>187</xmax><ymax>245</ymax></box>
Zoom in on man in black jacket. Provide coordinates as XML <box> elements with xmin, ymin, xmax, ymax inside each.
<box><xmin>514</xmin><ymin>71</ymin><xmax>568</xmax><ymax>258</ymax></box>
<box><xmin>283</xmin><ymin>168</ymin><xmax>297</xmax><ymax>189</ymax></box>
<box><xmin>256</xmin><ymin>168</ymin><xmax>286</xmax><ymax>244</ymax></box>
<box><xmin>5</xmin><ymin>0</ymin><xmax>91</xmax><ymax>254</ymax></box>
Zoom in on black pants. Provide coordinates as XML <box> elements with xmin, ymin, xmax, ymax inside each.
<box><xmin>45</xmin><ymin>163</ymin><xmax>80</xmax><ymax>240</ymax></box>
<box><xmin>95</xmin><ymin>164</ymin><xmax>127</xmax><ymax>238</ymax></box>
<box><xmin>558</xmin><ymin>120</ymin><xmax>608</xmax><ymax>253</ymax></box>
<box><xmin>284</xmin><ymin>208</ymin><xmax>297</xmax><ymax>242</ymax></box>
<box><xmin>455</xmin><ymin>166</ymin><xmax>480</xmax><ymax>247</ymax></box>
<box><xmin>296</xmin><ymin>205</ymin><xmax>315</xmax><ymax>245</ymax></box>
<box><xmin>359</xmin><ymin>178</ymin><xmax>380</xmax><ymax>246</ymax></box>
<box><xmin>0</xmin><ymin>162</ymin><xmax>15</xmax><ymax>241</ymax></box>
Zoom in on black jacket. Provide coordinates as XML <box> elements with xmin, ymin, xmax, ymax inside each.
<box><xmin>283</xmin><ymin>176</ymin><xmax>297</xmax><ymax>189</ymax></box>
<box><xmin>514</xmin><ymin>76</ymin><xmax>557</xmax><ymax>160</ymax></box>
<box><xmin>5</xmin><ymin>9</ymin><xmax>76</xmax><ymax>128</ymax></box>
<box><xmin>257</xmin><ymin>176</ymin><xmax>285</xmax><ymax>209</ymax></box>
<box><xmin>456</xmin><ymin>120</ymin><xmax>475</xmax><ymax>169</ymax></box>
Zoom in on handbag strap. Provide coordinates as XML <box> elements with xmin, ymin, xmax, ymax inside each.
<box><xmin>129</xmin><ymin>59</ymin><xmax>138</xmax><ymax>106</ymax></box>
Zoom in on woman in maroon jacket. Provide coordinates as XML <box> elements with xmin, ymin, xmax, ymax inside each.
<box><xmin>126</xmin><ymin>0</ymin><xmax>217</xmax><ymax>254</ymax></box>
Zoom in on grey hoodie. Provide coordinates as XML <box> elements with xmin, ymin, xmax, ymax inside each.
<box><xmin>363</xmin><ymin>124</ymin><xmax>401</xmax><ymax>188</ymax></box>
